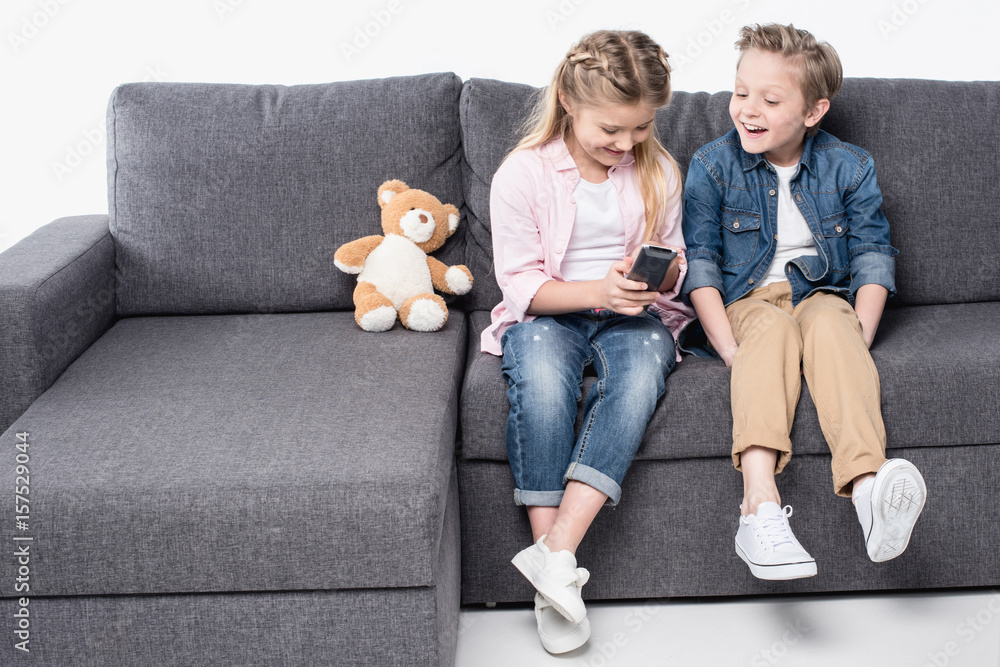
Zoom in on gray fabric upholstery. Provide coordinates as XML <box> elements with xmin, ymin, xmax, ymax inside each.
<box><xmin>0</xmin><ymin>215</ymin><xmax>115</xmax><ymax>433</ymax></box>
<box><xmin>460</xmin><ymin>443</ymin><xmax>1000</xmax><ymax>603</ymax></box>
<box><xmin>459</xmin><ymin>78</ymin><xmax>537</xmax><ymax>313</ymax></box>
<box><xmin>2</xmin><ymin>589</ymin><xmax>448</xmax><ymax>666</ymax></box>
<box><xmin>0</xmin><ymin>312</ymin><xmax>466</xmax><ymax>596</ymax></box>
<box><xmin>0</xmin><ymin>472</ymin><xmax>458</xmax><ymax>667</ymax></box>
<box><xmin>822</xmin><ymin>79</ymin><xmax>1000</xmax><ymax>306</ymax></box>
<box><xmin>108</xmin><ymin>74</ymin><xmax>466</xmax><ymax>317</ymax></box>
<box><xmin>460</xmin><ymin>303</ymin><xmax>1000</xmax><ymax>463</ymax></box>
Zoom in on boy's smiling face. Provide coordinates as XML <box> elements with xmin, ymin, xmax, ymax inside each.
<box><xmin>729</xmin><ymin>48</ymin><xmax>829</xmax><ymax>167</ymax></box>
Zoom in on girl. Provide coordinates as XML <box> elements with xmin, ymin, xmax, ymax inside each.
<box><xmin>480</xmin><ymin>30</ymin><xmax>693</xmax><ymax>654</ymax></box>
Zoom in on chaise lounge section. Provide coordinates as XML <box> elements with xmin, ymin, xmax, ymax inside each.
<box><xmin>1</xmin><ymin>74</ymin><xmax>467</xmax><ymax>667</ymax></box>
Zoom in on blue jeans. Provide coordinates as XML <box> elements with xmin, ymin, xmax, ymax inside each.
<box><xmin>500</xmin><ymin>310</ymin><xmax>677</xmax><ymax>507</ymax></box>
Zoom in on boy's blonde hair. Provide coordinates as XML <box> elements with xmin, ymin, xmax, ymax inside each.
<box><xmin>513</xmin><ymin>30</ymin><xmax>681</xmax><ymax>242</ymax></box>
<box><xmin>736</xmin><ymin>23</ymin><xmax>843</xmax><ymax>137</ymax></box>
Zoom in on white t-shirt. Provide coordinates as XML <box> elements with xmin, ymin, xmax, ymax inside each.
<box><xmin>760</xmin><ymin>162</ymin><xmax>818</xmax><ymax>287</ymax></box>
<box><xmin>560</xmin><ymin>178</ymin><xmax>626</xmax><ymax>282</ymax></box>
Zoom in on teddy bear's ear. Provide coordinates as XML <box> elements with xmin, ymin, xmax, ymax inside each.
<box><xmin>378</xmin><ymin>180</ymin><xmax>409</xmax><ymax>208</ymax></box>
<box><xmin>445</xmin><ymin>204</ymin><xmax>460</xmax><ymax>233</ymax></box>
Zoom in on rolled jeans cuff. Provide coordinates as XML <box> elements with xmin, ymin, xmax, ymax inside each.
<box><xmin>513</xmin><ymin>489</ymin><xmax>564</xmax><ymax>507</ymax></box>
<box><xmin>565</xmin><ymin>462</ymin><xmax>623</xmax><ymax>506</ymax></box>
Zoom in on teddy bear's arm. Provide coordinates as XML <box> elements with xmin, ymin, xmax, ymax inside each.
<box><xmin>427</xmin><ymin>256</ymin><xmax>473</xmax><ymax>295</ymax></box>
<box><xmin>334</xmin><ymin>235</ymin><xmax>384</xmax><ymax>274</ymax></box>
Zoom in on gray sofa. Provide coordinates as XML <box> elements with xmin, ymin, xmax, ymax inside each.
<box><xmin>1</xmin><ymin>73</ymin><xmax>998</xmax><ymax>666</ymax></box>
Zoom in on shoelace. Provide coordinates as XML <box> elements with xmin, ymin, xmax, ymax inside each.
<box><xmin>758</xmin><ymin>505</ymin><xmax>796</xmax><ymax>550</ymax></box>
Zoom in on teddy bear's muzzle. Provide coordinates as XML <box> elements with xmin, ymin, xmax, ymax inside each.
<box><xmin>401</xmin><ymin>208</ymin><xmax>435</xmax><ymax>243</ymax></box>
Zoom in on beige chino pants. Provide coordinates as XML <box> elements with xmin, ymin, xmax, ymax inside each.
<box><xmin>726</xmin><ymin>281</ymin><xmax>887</xmax><ymax>497</ymax></box>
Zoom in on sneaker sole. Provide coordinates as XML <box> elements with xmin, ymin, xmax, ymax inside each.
<box><xmin>536</xmin><ymin>596</ymin><xmax>591</xmax><ymax>654</ymax></box>
<box><xmin>511</xmin><ymin>549</ymin><xmax>587</xmax><ymax>624</ymax></box>
<box><xmin>866</xmin><ymin>460</ymin><xmax>927</xmax><ymax>562</ymax></box>
<box><xmin>735</xmin><ymin>539</ymin><xmax>817</xmax><ymax>580</ymax></box>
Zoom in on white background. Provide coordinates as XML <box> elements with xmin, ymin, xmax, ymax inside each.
<box><xmin>2</xmin><ymin>0</ymin><xmax>998</xmax><ymax>253</ymax></box>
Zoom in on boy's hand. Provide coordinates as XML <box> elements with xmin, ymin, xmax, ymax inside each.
<box><xmin>855</xmin><ymin>284</ymin><xmax>889</xmax><ymax>349</ymax></box>
<box><xmin>861</xmin><ymin>325</ymin><xmax>876</xmax><ymax>350</ymax></box>
<box><xmin>689</xmin><ymin>286</ymin><xmax>739</xmax><ymax>367</ymax></box>
<box><xmin>717</xmin><ymin>341</ymin><xmax>738</xmax><ymax>368</ymax></box>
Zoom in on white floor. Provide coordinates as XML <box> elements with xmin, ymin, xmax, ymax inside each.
<box><xmin>456</xmin><ymin>589</ymin><xmax>1000</xmax><ymax>666</ymax></box>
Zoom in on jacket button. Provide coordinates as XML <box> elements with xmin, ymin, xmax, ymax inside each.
<box><xmin>773</xmin><ymin>234</ymin><xmax>778</xmax><ymax>240</ymax></box>
<box><xmin>795</xmin><ymin>193</ymin><xmax>802</xmax><ymax>202</ymax></box>
<box><xmin>733</xmin><ymin>220</ymin><xmax>740</xmax><ymax>229</ymax></box>
<box><xmin>769</xmin><ymin>189</ymin><xmax>776</xmax><ymax>196</ymax></box>
<box><xmin>748</xmin><ymin>278</ymin><xmax>755</xmax><ymax>285</ymax></box>
<box><xmin>835</xmin><ymin>225</ymin><xmax>843</xmax><ymax>233</ymax></box>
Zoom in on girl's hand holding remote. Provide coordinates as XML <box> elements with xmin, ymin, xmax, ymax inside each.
<box><xmin>599</xmin><ymin>256</ymin><xmax>659</xmax><ymax>315</ymax></box>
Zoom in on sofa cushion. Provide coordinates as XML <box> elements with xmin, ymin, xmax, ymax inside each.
<box><xmin>460</xmin><ymin>302</ymin><xmax>1000</xmax><ymax>463</ymax></box>
<box><xmin>821</xmin><ymin>79</ymin><xmax>1000</xmax><ymax>307</ymax></box>
<box><xmin>459</xmin><ymin>77</ymin><xmax>1000</xmax><ymax>312</ymax></box>
<box><xmin>108</xmin><ymin>74</ymin><xmax>466</xmax><ymax>317</ymax></box>
<box><xmin>459</xmin><ymin>78</ymin><xmax>537</xmax><ymax>313</ymax></box>
<box><xmin>1</xmin><ymin>312</ymin><xmax>466</xmax><ymax>596</ymax></box>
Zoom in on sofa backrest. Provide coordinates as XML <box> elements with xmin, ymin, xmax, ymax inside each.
<box><xmin>107</xmin><ymin>74</ymin><xmax>466</xmax><ymax>317</ymax></box>
<box><xmin>460</xmin><ymin>77</ymin><xmax>1000</xmax><ymax>311</ymax></box>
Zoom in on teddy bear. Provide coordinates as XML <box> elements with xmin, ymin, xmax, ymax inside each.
<box><xmin>334</xmin><ymin>179</ymin><xmax>473</xmax><ymax>332</ymax></box>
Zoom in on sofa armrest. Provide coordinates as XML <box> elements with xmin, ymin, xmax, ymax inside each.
<box><xmin>0</xmin><ymin>215</ymin><xmax>115</xmax><ymax>433</ymax></box>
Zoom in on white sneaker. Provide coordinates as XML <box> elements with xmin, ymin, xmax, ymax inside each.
<box><xmin>735</xmin><ymin>502</ymin><xmax>817</xmax><ymax>580</ymax></box>
<box><xmin>856</xmin><ymin>459</ymin><xmax>927</xmax><ymax>562</ymax></box>
<box><xmin>534</xmin><ymin>593</ymin><xmax>591</xmax><ymax>654</ymax></box>
<box><xmin>511</xmin><ymin>535</ymin><xmax>589</xmax><ymax>624</ymax></box>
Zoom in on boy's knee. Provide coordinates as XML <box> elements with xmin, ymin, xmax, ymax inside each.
<box><xmin>733</xmin><ymin>306</ymin><xmax>799</xmax><ymax>346</ymax></box>
<box><xmin>800</xmin><ymin>300</ymin><xmax>862</xmax><ymax>342</ymax></box>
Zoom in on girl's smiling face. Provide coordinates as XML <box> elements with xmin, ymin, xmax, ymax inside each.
<box><xmin>561</xmin><ymin>95</ymin><xmax>656</xmax><ymax>181</ymax></box>
<box><xmin>729</xmin><ymin>48</ymin><xmax>829</xmax><ymax>167</ymax></box>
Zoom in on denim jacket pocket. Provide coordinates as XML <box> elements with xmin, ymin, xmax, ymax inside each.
<box><xmin>720</xmin><ymin>208</ymin><xmax>761</xmax><ymax>268</ymax></box>
<box><xmin>819</xmin><ymin>210</ymin><xmax>850</xmax><ymax>275</ymax></box>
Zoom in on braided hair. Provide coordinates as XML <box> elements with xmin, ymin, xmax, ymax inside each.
<box><xmin>512</xmin><ymin>30</ymin><xmax>681</xmax><ymax>241</ymax></box>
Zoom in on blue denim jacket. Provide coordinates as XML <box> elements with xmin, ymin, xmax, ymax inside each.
<box><xmin>682</xmin><ymin>128</ymin><xmax>897</xmax><ymax>313</ymax></box>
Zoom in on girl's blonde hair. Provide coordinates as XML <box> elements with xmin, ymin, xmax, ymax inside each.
<box><xmin>513</xmin><ymin>30</ymin><xmax>681</xmax><ymax>242</ymax></box>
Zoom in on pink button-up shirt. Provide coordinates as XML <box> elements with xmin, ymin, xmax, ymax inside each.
<box><xmin>481</xmin><ymin>137</ymin><xmax>695</xmax><ymax>357</ymax></box>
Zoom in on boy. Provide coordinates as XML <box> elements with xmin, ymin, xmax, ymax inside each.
<box><xmin>682</xmin><ymin>23</ymin><xmax>926</xmax><ymax>580</ymax></box>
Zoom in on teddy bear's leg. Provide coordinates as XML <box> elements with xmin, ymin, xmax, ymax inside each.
<box><xmin>354</xmin><ymin>281</ymin><xmax>398</xmax><ymax>332</ymax></box>
<box><xmin>399</xmin><ymin>293</ymin><xmax>448</xmax><ymax>332</ymax></box>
